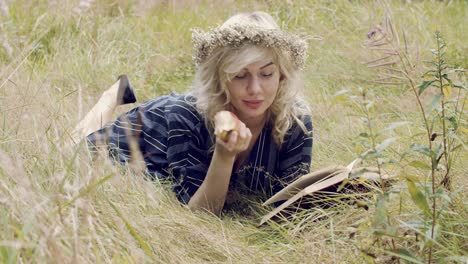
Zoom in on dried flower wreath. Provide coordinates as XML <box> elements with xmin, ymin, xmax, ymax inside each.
<box><xmin>191</xmin><ymin>24</ymin><xmax>308</xmax><ymax>69</ymax></box>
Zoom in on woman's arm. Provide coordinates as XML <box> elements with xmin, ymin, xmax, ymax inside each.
<box><xmin>274</xmin><ymin>115</ymin><xmax>313</xmax><ymax>192</ymax></box>
<box><xmin>188</xmin><ymin>124</ymin><xmax>252</xmax><ymax>214</ymax></box>
<box><xmin>187</xmin><ymin>146</ymin><xmax>235</xmax><ymax>214</ymax></box>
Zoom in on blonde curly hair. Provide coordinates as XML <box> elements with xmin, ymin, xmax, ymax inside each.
<box><xmin>188</xmin><ymin>11</ymin><xmax>310</xmax><ymax>146</ymax></box>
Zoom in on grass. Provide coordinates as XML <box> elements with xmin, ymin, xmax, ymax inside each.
<box><xmin>0</xmin><ymin>0</ymin><xmax>467</xmax><ymax>263</ymax></box>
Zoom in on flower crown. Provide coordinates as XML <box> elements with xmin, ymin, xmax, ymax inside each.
<box><xmin>191</xmin><ymin>24</ymin><xmax>308</xmax><ymax>69</ymax></box>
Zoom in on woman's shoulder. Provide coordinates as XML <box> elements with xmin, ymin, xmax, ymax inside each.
<box><xmin>139</xmin><ymin>93</ymin><xmax>201</xmax><ymax>119</ymax></box>
<box><xmin>281</xmin><ymin>108</ymin><xmax>313</xmax><ymax>146</ymax></box>
<box><xmin>288</xmin><ymin>106</ymin><xmax>313</xmax><ymax>131</ymax></box>
<box><xmin>136</xmin><ymin>93</ymin><xmax>207</xmax><ymax>137</ymax></box>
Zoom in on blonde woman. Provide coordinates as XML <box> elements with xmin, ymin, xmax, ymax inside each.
<box><xmin>81</xmin><ymin>11</ymin><xmax>313</xmax><ymax>214</ymax></box>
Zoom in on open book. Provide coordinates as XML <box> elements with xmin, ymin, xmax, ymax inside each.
<box><xmin>259</xmin><ymin>158</ymin><xmax>387</xmax><ymax>225</ymax></box>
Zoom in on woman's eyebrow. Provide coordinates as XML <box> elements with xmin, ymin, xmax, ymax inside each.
<box><xmin>239</xmin><ymin>62</ymin><xmax>274</xmax><ymax>71</ymax></box>
<box><xmin>260</xmin><ymin>62</ymin><xmax>274</xmax><ymax>69</ymax></box>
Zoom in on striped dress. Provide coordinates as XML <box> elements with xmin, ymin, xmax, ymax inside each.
<box><xmin>87</xmin><ymin>93</ymin><xmax>313</xmax><ymax>204</ymax></box>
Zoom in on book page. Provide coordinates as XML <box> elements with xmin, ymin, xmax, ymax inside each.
<box><xmin>263</xmin><ymin>165</ymin><xmax>346</xmax><ymax>206</ymax></box>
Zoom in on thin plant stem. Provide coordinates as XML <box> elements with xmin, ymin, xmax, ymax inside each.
<box><xmin>360</xmin><ymin>90</ymin><xmax>398</xmax><ymax>256</ymax></box>
<box><xmin>362</xmin><ymin>92</ymin><xmax>383</xmax><ymax>191</ymax></box>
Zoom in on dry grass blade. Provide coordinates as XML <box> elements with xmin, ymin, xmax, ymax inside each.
<box><xmin>381</xmin><ymin>67</ymin><xmax>406</xmax><ymax>74</ymax></box>
<box><xmin>361</xmin><ymin>11</ymin><xmax>416</xmax><ymax>86</ymax></box>
<box><xmin>364</xmin><ymin>54</ymin><xmax>395</xmax><ymax>65</ymax></box>
<box><xmin>370</xmin><ymin>72</ymin><xmax>407</xmax><ymax>84</ymax></box>
<box><xmin>370</xmin><ymin>81</ymin><xmax>406</xmax><ymax>85</ymax></box>
<box><xmin>55</xmin><ymin>173</ymin><xmax>113</xmax><ymax>213</ymax></box>
<box><xmin>122</xmin><ymin>111</ymin><xmax>147</xmax><ymax>174</ymax></box>
<box><xmin>367</xmin><ymin>60</ymin><xmax>399</xmax><ymax>68</ymax></box>
<box><xmin>0</xmin><ymin>49</ymin><xmax>35</xmax><ymax>90</ymax></box>
<box><xmin>0</xmin><ymin>1</ymin><xmax>465</xmax><ymax>262</ymax></box>
<box><xmin>107</xmin><ymin>198</ymin><xmax>155</xmax><ymax>261</ymax></box>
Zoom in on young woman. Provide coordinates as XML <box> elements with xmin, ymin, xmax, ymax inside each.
<box><xmin>78</xmin><ymin>11</ymin><xmax>313</xmax><ymax>214</ymax></box>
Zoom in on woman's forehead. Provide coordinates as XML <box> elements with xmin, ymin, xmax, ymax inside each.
<box><xmin>223</xmin><ymin>46</ymin><xmax>277</xmax><ymax>73</ymax></box>
<box><xmin>239</xmin><ymin>60</ymin><xmax>275</xmax><ymax>71</ymax></box>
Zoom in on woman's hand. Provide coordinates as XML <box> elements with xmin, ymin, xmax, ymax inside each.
<box><xmin>215</xmin><ymin>121</ymin><xmax>252</xmax><ymax>159</ymax></box>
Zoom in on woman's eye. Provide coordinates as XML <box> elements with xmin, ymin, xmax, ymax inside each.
<box><xmin>235</xmin><ymin>73</ymin><xmax>247</xmax><ymax>79</ymax></box>
<box><xmin>261</xmin><ymin>72</ymin><xmax>273</xmax><ymax>77</ymax></box>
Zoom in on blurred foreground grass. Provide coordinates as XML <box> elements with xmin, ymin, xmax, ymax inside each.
<box><xmin>0</xmin><ymin>0</ymin><xmax>466</xmax><ymax>263</ymax></box>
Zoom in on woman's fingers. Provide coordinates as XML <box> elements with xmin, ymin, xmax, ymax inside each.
<box><xmin>246</xmin><ymin>126</ymin><xmax>252</xmax><ymax>143</ymax></box>
<box><xmin>236</xmin><ymin>123</ymin><xmax>251</xmax><ymax>150</ymax></box>
<box><xmin>238</xmin><ymin>122</ymin><xmax>247</xmax><ymax>139</ymax></box>
<box><xmin>227</xmin><ymin>131</ymin><xmax>238</xmax><ymax>146</ymax></box>
<box><xmin>215</xmin><ymin>120</ymin><xmax>252</xmax><ymax>156</ymax></box>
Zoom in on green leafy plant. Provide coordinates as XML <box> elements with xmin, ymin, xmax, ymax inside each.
<box><xmin>357</xmin><ymin>10</ymin><xmax>467</xmax><ymax>263</ymax></box>
<box><xmin>1</xmin><ymin>1</ymin><xmax>466</xmax><ymax>263</ymax></box>
<box><xmin>335</xmin><ymin>86</ymin><xmax>402</xmax><ymax>263</ymax></box>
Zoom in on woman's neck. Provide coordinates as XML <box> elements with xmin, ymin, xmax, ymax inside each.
<box><xmin>240</xmin><ymin>114</ymin><xmax>267</xmax><ymax>134</ymax></box>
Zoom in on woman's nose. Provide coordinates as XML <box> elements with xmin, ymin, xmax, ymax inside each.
<box><xmin>247</xmin><ymin>76</ymin><xmax>261</xmax><ymax>95</ymax></box>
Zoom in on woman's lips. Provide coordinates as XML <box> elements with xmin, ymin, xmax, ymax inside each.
<box><xmin>243</xmin><ymin>100</ymin><xmax>263</xmax><ymax>109</ymax></box>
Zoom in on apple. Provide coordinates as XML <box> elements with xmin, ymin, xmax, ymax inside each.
<box><xmin>214</xmin><ymin>111</ymin><xmax>240</xmax><ymax>142</ymax></box>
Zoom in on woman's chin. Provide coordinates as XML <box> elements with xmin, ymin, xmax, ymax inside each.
<box><xmin>237</xmin><ymin>109</ymin><xmax>268</xmax><ymax>122</ymax></box>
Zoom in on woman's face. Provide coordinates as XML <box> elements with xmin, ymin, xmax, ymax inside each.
<box><xmin>226</xmin><ymin>58</ymin><xmax>281</xmax><ymax>124</ymax></box>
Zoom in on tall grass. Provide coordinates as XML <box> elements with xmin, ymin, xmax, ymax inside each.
<box><xmin>0</xmin><ymin>0</ymin><xmax>466</xmax><ymax>263</ymax></box>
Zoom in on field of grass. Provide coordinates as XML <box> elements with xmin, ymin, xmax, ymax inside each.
<box><xmin>0</xmin><ymin>0</ymin><xmax>466</xmax><ymax>263</ymax></box>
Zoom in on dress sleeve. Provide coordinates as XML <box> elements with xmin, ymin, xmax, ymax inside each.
<box><xmin>274</xmin><ymin>114</ymin><xmax>313</xmax><ymax>191</ymax></box>
<box><xmin>164</xmin><ymin>108</ymin><xmax>211</xmax><ymax>204</ymax></box>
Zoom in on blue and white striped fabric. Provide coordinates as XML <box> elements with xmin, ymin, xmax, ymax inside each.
<box><xmin>87</xmin><ymin>93</ymin><xmax>313</xmax><ymax>204</ymax></box>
